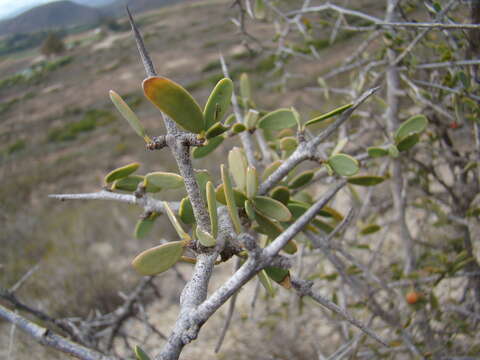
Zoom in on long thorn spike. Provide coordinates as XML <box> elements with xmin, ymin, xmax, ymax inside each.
<box><xmin>126</xmin><ymin>6</ymin><xmax>157</xmax><ymax>77</ymax></box>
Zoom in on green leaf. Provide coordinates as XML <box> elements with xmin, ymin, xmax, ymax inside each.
<box><xmin>283</xmin><ymin>239</ymin><xmax>298</xmax><ymax>254</ymax></box>
<box><xmin>134</xmin><ymin>213</ymin><xmax>158</xmax><ymax>239</ymax></box>
<box><xmin>287</xmin><ymin>202</ymin><xmax>309</xmax><ymax>219</ymax></box>
<box><xmin>196</xmin><ymin>227</ymin><xmax>216</xmax><ymax>247</ymax></box>
<box><xmin>253</xmin><ymin>196</ymin><xmax>292</xmax><ymax>222</ymax></box>
<box><xmin>110</xmin><ymin>91</ymin><xmax>149</xmax><ymax>142</ymax></box>
<box><xmin>134</xmin><ymin>345</ymin><xmax>151</xmax><ymax>360</ymax></box>
<box><xmin>289</xmin><ymin>170</ymin><xmax>314</xmax><ymax>189</ymax></box>
<box><xmin>291</xmin><ymin>107</ymin><xmax>302</xmax><ymax>131</ymax></box>
<box><xmin>271</xmin><ymin>186</ymin><xmax>290</xmax><ymax>205</ymax></box>
<box><xmin>262</xmin><ymin>160</ymin><xmax>282</xmax><ymax>181</ymax></box>
<box><xmin>143</xmin><ymin>76</ymin><xmax>204</xmax><ymax>133</ymax></box>
<box><xmin>254</xmin><ymin>0</ymin><xmax>266</xmax><ymax>19</ymax></box>
<box><xmin>104</xmin><ymin>162</ymin><xmax>140</xmax><ymax>183</ymax></box>
<box><xmin>265</xmin><ymin>267</ymin><xmax>291</xmax><ymax>289</ymax></box>
<box><xmin>205</xmin><ymin>122</ymin><xmax>229</xmax><ymax>139</ymax></box>
<box><xmin>195</xmin><ymin>170</ymin><xmax>211</xmax><ymax>202</ymax></box>
<box><xmin>145</xmin><ymin>172</ymin><xmax>184</xmax><ymax>189</ymax></box>
<box><xmin>396</xmin><ymin>133</ymin><xmax>420</xmax><ymax>151</ymax></box>
<box><xmin>305</xmin><ymin>103</ymin><xmax>353</xmax><ymax>126</ymax></box>
<box><xmin>215</xmin><ymin>184</ymin><xmax>248</xmax><ymax>207</ymax></box>
<box><xmin>204</xmin><ymin>78</ymin><xmax>233</xmax><ymax>129</ymax></box>
<box><xmin>132</xmin><ymin>241</ymin><xmax>186</xmax><ymax>276</ymax></box>
<box><xmin>112</xmin><ymin>175</ymin><xmax>144</xmax><ymax>192</ymax></box>
<box><xmin>312</xmin><ymin>219</ymin><xmax>334</xmax><ymax>234</ymax></box>
<box><xmin>224</xmin><ymin>113</ymin><xmax>236</xmax><ymax>126</ymax></box>
<box><xmin>258</xmin><ymin>109</ymin><xmax>297</xmax><ymax>130</ymax></box>
<box><xmin>280</xmin><ymin>136</ymin><xmax>298</xmax><ymax>151</ymax></box>
<box><xmin>246</xmin><ymin>166</ymin><xmax>258</xmax><ymax>199</ymax></box>
<box><xmin>347</xmin><ymin>175</ymin><xmax>385</xmax><ymax>186</ymax></box>
<box><xmin>359</xmin><ymin>224</ymin><xmax>381</xmax><ymax>236</ymax></box>
<box><xmin>244</xmin><ymin>199</ymin><xmax>256</xmax><ymax>221</ymax></box>
<box><xmin>328</xmin><ymin>154</ymin><xmax>359</xmax><ymax>177</ymax></box>
<box><xmin>245</xmin><ymin>109</ymin><xmax>259</xmax><ymax>130</ymax></box>
<box><xmin>192</xmin><ymin>136</ymin><xmax>224</xmax><ymax>158</ymax></box>
<box><xmin>367</xmin><ymin>147</ymin><xmax>389</xmax><ymax>158</ymax></box>
<box><xmin>394</xmin><ymin>115</ymin><xmax>428</xmax><ymax>142</ymax></box>
<box><xmin>206</xmin><ymin>181</ymin><xmax>218</xmax><ymax>238</ymax></box>
<box><xmin>240</xmin><ymin>73</ymin><xmax>251</xmax><ymax>108</ymax></box>
<box><xmin>221</xmin><ymin>164</ymin><xmax>242</xmax><ymax>233</ymax></box>
<box><xmin>163</xmin><ymin>202</ymin><xmax>191</xmax><ymax>241</ymax></box>
<box><xmin>388</xmin><ymin>144</ymin><xmax>399</xmax><ymax>158</ymax></box>
<box><xmin>254</xmin><ymin>210</ymin><xmax>282</xmax><ymax>238</ymax></box>
<box><xmin>228</xmin><ymin>147</ymin><xmax>248</xmax><ymax>190</ymax></box>
<box><xmin>257</xmin><ymin>269</ymin><xmax>275</xmax><ymax>296</ymax></box>
<box><xmin>179</xmin><ymin>197</ymin><xmax>195</xmax><ymax>224</ymax></box>
<box><xmin>232</xmin><ymin>123</ymin><xmax>246</xmax><ymax>133</ymax></box>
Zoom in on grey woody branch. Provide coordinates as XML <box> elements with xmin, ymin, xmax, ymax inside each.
<box><xmin>0</xmin><ymin>304</ymin><xmax>117</xmax><ymax>360</ymax></box>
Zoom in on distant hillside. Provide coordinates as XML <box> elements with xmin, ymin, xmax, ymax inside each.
<box><xmin>100</xmin><ymin>0</ymin><xmax>185</xmax><ymax>18</ymax></box>
<box><xmin>0</xmin><ymin>0</ymin><xmax>185</xmax><ymax>36</ymax></box>
<box><xmin>0</xmin><ymin>1</ymin><xmax>101</xmax><ymax>36</ymax></box>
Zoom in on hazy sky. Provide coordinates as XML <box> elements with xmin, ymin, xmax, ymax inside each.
<box><xmin>0</xmin><ymin>0</ymin><xmax>58</xmax><ymax>20</ymax></box>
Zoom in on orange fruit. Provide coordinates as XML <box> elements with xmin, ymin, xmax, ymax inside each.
<box><xmin>406</xmin><ymin>292</ymin><xmax>421</xmax><ymax>305</ymax></box>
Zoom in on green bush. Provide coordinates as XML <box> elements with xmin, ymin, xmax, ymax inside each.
<box><xmin>47</xmin><ymin>109</ymin><xmax>116</xmax><ymax>143</ymax></box>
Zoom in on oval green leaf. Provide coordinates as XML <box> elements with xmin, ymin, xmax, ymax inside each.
<box><xmin>205</xmin><ymin>122</ymin><xmax>229</xmax><ymax>139</ymax></box>
<box><xmin>258</xmin><ymin>109</ymin><xmax>297</xmax><ymax>130</ymax></box>
<box><xmin>132</xmin><ymin>241</ymin><xmax>185</xmax><ymax>276</ymax></box>
<box><xmin>195</xmin><ymin>170</ymin><xmax>211</xmax><ymax>202</ymax></box>
<box><xmin>367</xmin><ymin>147</ymin><xmax>389</xmax><ymax>158</ymax></box>
<box><xmin>347</xmin><ymin>175</ymin><xmax>385</xmax><ymax>186</ymax></box>
<box><xmin>110</xmin><ymin>90</ymin><xmax>149</xmax><ymax>141</ymax></box>
<box><xmin>113</xmin><ymin>175</ymin><xmax>144</xmax><ymax>192</ymax></box>
<box><xmin>206</xmin><ymin>181</ymin><xmax>218</xmax><ymax>238</ymax></box>
<box><xmin>245</xmin><ymin>109</ymin><xmax>259</xmax><ymax>130</ymax></box>
<box><xmin>244</xmin><ymin>199</ymin><xmax>256</xmax><ymax>221</ymax></box>
<box><xmin>253</xmin><ymin>196</ymin><xmax>292</xmax><ymax>222</ymax></box>
<box><xmin>143</xmin><ymin>76</ymin><xmax>204</xmax><ymax>133</ymax></box>
<box><xmin>328</xmin><ymin>154</ymin><xmax>359</xmax><ymax>177</ymax></box>
<box><xmin>134</xmin><ymin>345</ymin><xmax>151</xmax><ymax>360</ymax></box>
<box><xmin>232</xmin><ymin>123</ymin><xmax>246</xmax><ymax>133</ymax></box>
<box><xmin>289</xmin><ymin>170</ymin><xmax>314</xmax><ymax>189</ymax></box>
<box><xmin>305</xmin><ymin>103</ymin><xmax>353</xmax><ymax>127</ymax></box>
<box><xmin>192</xmin><ymin>136</ymin><xmax>224</xmax><ymax>158</ymax></box>
<box><xmin>240</xmin><ymin>73</ymin><xmax>251</xmax><ymax>108</ymax></box>
<box><xmin>359</xmin><ymin>223</ymin><xmax>381</xmax><ymax>236</ymax></box>
<box><xmin>280</xmin><ymin>137</ymin><xmax>298</xmax><ymax>151</ymax></box>
<box><xmin>396</xmin><ymin>133</ymin><xmax>420</xmax><ymax>151</ymax></box>
<box><xmin>215</xmin><ymin>184</ymin><xmax>248</xmax><ymax>207</ymax></box>
<box><xmin>134</xmin><ymin>213</ymin><xmax>158</xmax><ymax>239</ymax></box>
<box><xmin>145</xmin><ymin>172</ymin><xmax>184</xmax><ymax>189</ymax></box>
<box><xmin>271</xmin><ymin>186</ymin><xmax>290</xmax><ymax>205</ymax></box>
<box><xmin>394</xmin><ymin>115</ymin><xmax>428</xmax><ymax>142</ymax></box>
<box><xmin>257</xmin><ymin>269</ymin><xmax>275</xmax><ymax>297</ymax></box>
<box><xmin>254</xmin><ymin>210</ymin><xmax>282</xmax><ymax>238</ymax></box>
<box><xmin>104</xmin><ymin>162</ymin><xmax>140</xmax><ymax>183</ymax></box>
<box><xmin>204</xmin><ymin>78</ymin><xmax>233</xmax><ymax>129</ymax></box>
<box><xmin>262</xmin><ymin>160</ymin><xmax>282</xmax><ymax>181</ymax></box>
<box><xmin>163</xmin><ymin>202</ymin><xmax>191</xmax><ymax>241</ymax></box>
<box><xmin>388</xmin><ymin>144</ymin><xmax>399</xmax><ymax>158</ymax></box>
<box><xmin>283</xmin><ymin>239</ymin><xmax>298</xmax><ymax>254</ymax></box>
<box><xmin>221</xmin><ymin>164</ymin><xmax>242</xmax><ymax>233</ymax></box>
<box><xmin>265</xmin><ymin>266</ymin><xmax>291</xmax><ymax>289</ymax></box>
<box><xmin>228</xmin><ymin>147</ymin><xmax>248</xmax><ymax>190</ymax></box>
<box><xmin>179</xmin><ymin>197</ymin><xmax>195</xmax><ymax>224</ymax></box>
<box><xmin>196</xmin><ymin>227</ymin><xmax>216</xmax><ymax>247</ymax></box>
